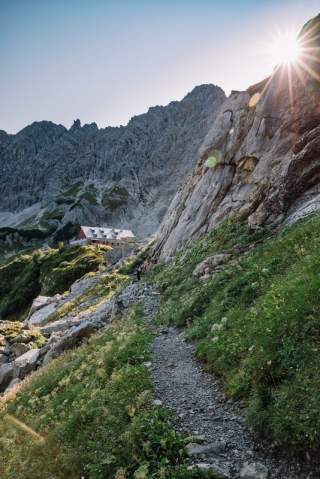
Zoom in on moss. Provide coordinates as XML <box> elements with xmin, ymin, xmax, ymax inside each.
<box><xmin>149</xmin><ymin>214</ymin><xmax>320</xmax><ymax>453</ymax></box>
<box><xmin>102</xmin><ymin>186</ymin><xmax>129</xmax><ymax>212</ymax></box>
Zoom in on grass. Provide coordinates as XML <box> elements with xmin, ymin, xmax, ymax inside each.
<box><xmin>0</xmin><ymin>245</ymin><xmax>110</xmax><ymax>321</ymax></box>
<box><xmin>149</xmin><ymin>214</ymin><xmax>320</xmax><ymax>453</ymax></box>
<box><xmin>0</xmin><ymin>307</ymin><xmax>211</xmax><ymax>479</ymax></box>
<box><xmin>102</xmin><ymin>186</ymin><xmax>129</xmax><ymax>212</ymax></box>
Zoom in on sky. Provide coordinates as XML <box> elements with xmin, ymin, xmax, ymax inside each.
<box><xmin>0</xmin><ymin>0</ymin><xmax>319</xmax><ymax>133</ymax></box>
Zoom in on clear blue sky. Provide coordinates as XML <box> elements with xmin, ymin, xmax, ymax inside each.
<box><xmin>0</xmin><ymin>0</ymin><xmax>319</xmax><ymax>133</ymax></box>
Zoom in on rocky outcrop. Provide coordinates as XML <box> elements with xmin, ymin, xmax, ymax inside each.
<box><xmin>193</xmin><ymin>253</ymin><xmax>232</xmax><ymax>280</ymax></box>
<box><xmin>0</xmin><ymin>85</ymin><xmax>226</xmax><ymax>239</ymax></box>
<box><xmin>27</xmin><ymin>295</ymin><xmax>63</xmax><ymax>326</ymax></box>
<box><xmin>153</xmin><ymin>16</ymin><xmax>320</xmax><ymax>260</ymax></box>
<box><xmin>0</xmin><ymin>273</ymin><xmax>156</xmax><ymax>393</ymax></box>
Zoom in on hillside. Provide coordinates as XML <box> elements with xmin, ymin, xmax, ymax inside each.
<box><xmin>2</xmin><ymin>11</ymin><xmax>320</xmax><ymax>479</ymax></box>
<box><xmin>0</xmin><ymin>85</ymin><xmax>225</xmax><ymax>241</ymax></box>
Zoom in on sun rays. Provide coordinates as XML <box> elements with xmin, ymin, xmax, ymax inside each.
<box><xmin>268</xmin><ymin>31</ymin><xmax>303</xmax><ymax>66</ymax></box>
<box><xmin>249</xmin><ymin>21</ymin><xmax>320</xmax><ymax>110</ymax></box>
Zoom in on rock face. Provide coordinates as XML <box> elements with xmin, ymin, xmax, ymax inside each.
<box><xmin>0</xmin><ymin>85</ymin><xmax>225</xmax><ymax>239</ymax></box>
<box><xmin>153</xmin><ymin>16</ymin><xmax>320</xmax><ymax>259</ymax></box>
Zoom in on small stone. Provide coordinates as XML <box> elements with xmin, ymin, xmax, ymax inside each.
<box><xmin>143</xmin><ymin>362</ymin><xmax>152</xmax><ymax>368</ymax></box>
<box><xmin>187</xmin><ymin>463</ymin><xmax>230</xmax><ymax>478</ymax></box>
<box><xmin>186</xmin><ymin>441</ymin><xmax>227</xmax><ymax>457</ymax></box>
<box><xmin>153</xmin><ymin>399</ymin><xmax>163</xmax><ymax>406</ymax></box>
<box><xmin>240</xmin><ymin>462</ymin><xmax>269</xmax><ymax>479</ymax></box>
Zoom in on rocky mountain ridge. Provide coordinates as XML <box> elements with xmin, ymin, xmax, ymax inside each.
<box><xmin>153</xmin><ymin>15</ymin><xmax>320</xmax><ymax>259</ymax></box>
<box><xmin>0</xmin><ymin>84</ymin><xmax>226</xmax><ymax>240</ymax></box>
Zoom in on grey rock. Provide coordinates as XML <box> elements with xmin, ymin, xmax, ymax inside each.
<box><xmin>0</xmin><ymin>353</ymin><xmax>9</xmax><ymax>365</ymax></box>
<box><xmin>27</xmin><ymin>295</ymin><xmax>61</xmax><ymax>319</ymax></box>
<box><xmin>186</xmin><ymin>441</ymin><xmax>227</xmax><ymax>457</ymax></box>
<box><xmin>193</xmin><ymin>253</ymin><xmax>232</xmax><ymax>278</ymax></box>
<box><xmin>26</xmin><ymin>301</ymin><xmax>59</xmax><ymax>327</ymax></box>
<box><xmin>239</xmin><ymin>462</ymin><xmax>269</xmax><ymax>479</ymax></box>
<box><xmin>5</xmin><ymin>377</ymin><xmax>21</xmax><ymax>393</ymax></box>
<box><xmin>42</xmin><ymin>321</ymin><xmax>99</xmax><ymax>365</ymax></box>
<box><xmin>40</xmin><ymin>316</ymin><xmax>83</xmax><ymax>336</ymax></box>
<box><xmin>14</xmin><ymin>349</ymin><xmax>40</xmax><ymax>379</ymax></box>
<box><xmin>187</xmin><ymin>463</ymin><xmax>230</xmax><ymax>478</ymax></box>
<box><xmin>0</xmin><ymin>362</ymin><xmax>15</xmax><ymax>392</ymax></box>
<box><xmin>11</xmin><ymin>342</ymin><xmax>32</xmax><ymax>358</ymax></box>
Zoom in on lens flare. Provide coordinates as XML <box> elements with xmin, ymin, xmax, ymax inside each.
<box><xmin>269</xmin><ymin>31</ymin><xmax>302</xmax><ymax>66</ymax></box>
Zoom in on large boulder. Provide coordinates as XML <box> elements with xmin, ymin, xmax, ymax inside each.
<box><xmin>40</xmin><ymin>316</ymin><xmax>84</xmax><ymax>336</ymax></box>
<box><xmin>42</xmin><ymin>321</ymin><xmax>99</xmax><ymax>365</ymax></box>
<box><xmin>193</xmin><ymin>253</ymin><xmax>232</xmax><ymax>279</ymax></box>
<box><xmin>27</xmin><ymin>295</ymin><xmax>61</xmax><ymax>318</ymax></box>
<box><xmin>26</xmin><ymin>301</ymin><xmax>59</xmax><ymax>327</ymax></box>
<box><xmin>0</xmin><ymin>362</ymin><xmax>15</xmax><ymax>392</ymax></box>
<box><xmin>11</xmin><ymin>342</ymin><xmax>32</xmax><ymax>358</ymax></box>
<box><xmin>13</xmin><ymin>349</ymin><xmax>40</xmax><ymax>379</ymax></box>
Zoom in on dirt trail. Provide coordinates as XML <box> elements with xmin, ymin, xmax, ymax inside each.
<box><xmin>137</xmin><ymin>283</ymin><xmax>319</xmax><ymax>479</ymax></box>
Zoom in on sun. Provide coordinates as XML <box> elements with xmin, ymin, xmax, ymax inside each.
<box><xmin>269</xmin><ymin>31</ymin><xmax>302</xmax><ymax>67</ymax></box>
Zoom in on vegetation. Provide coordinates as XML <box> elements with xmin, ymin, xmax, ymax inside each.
<box><xmin>61</xmin><ymin>182</ymin><xmax>82</xmax><ymax>198</ymax></box>
<box><xmin>0</xmin><ymin>245</ymin><xmax>109</xmax><ymax>321</ymax></box>
<box><xmin>102</xmin><ymin>186</ymin><xmax>129</xmax><ymax>212</ymax></box>
<box><xmin>0</xmin><ymin>308</ymin><xmax>208</xmax><ymax>479</ymax></box>
<box><xmin>149</xmin><ymin>215</ymin><xmax>320</xmax><ymax>453</ymax></box>
<box><xmin>0</xmin><ymin>321</ymin><xmax>46</xmax><ymax>348</ymax></box>
<box><xmin>41</xmin><ymin>209</ymin><xmax>65</xmax><ymax>222</ymax></box>
<box><xmin>80</xmin><ymin>190</ymin><xmax>98</xmax><ymax>205</ymax></box>
<box><xmin>49</xmin><ymin>271</ymin><xmax>129</xmax><ymax>323</ymax></box>
<box><xmin>119</xmin><ymin>241</ymin><xmax>154</xmax><ymax>275</ymax></box>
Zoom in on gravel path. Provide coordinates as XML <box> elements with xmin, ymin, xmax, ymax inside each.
<box><xmin>136</xmin><ymin>282</ymin><xmax>320</xmax><ymax>479</ymax></box>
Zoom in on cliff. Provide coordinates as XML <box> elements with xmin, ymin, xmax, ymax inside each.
<box><xmin>153</xmin><ymin>15</ymin><xmax>320</xmax><ymax>259</ymax></box>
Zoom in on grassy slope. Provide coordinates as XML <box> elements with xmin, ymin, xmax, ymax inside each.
<box><xmin>149</xmin><ymin>215</ymin><xmax>320</xmax><ymax>453</ymax></box>
<box><xmin>0</xmin><ymin>307</ymin><xmax>208</xmax><ymax>479</ymax></box>
<box><xmin>0</xmin><ymin>245</ymin><xmax>109</xmax><ymax>321</ymax></box>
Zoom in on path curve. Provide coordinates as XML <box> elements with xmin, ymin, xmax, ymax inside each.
<box><xmin>137</xmin><ymin>283</ymin><xmax>319</xmax><ymax>479</ymax></box>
